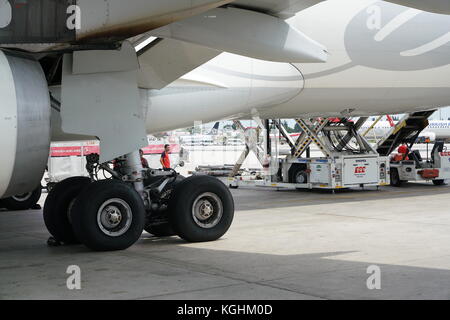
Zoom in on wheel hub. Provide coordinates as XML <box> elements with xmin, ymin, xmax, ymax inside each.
<box><xmin>97</xmin><ymin>199</ymin><xmax>132</xmax><ymax>237</ymax></box>
<box><xmin>295</xmin><ymin>172</ymin><xmax>306</xmax><ymax>184</ymax></box>
<box><xmin>198</xmin><ymin>201</ymin><xmax>214</xmax><ymax>219</ymax></box>
<box><xmin>192</xmin><ymin>192</ymin><xmax>223</xmax><ymax>229</ymax></box>
<box><xmin>103</xmin><ymin>206</ymin><xmax>123</xmax><ymax>227</ymax></box>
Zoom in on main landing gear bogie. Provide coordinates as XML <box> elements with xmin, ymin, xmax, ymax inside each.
<box><xmin>42</xmin><ymin>151</ymin><xmax>235</xmax><ymax>251</ymax></box>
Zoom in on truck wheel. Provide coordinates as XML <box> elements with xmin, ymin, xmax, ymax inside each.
<box><xmin>1</xmin><ymin>185</ymin><xmax>42</xmax><ymax>211</ymax></box>
<box><xmin>71</xmin><ymin>180</ymin><xmax>145</xmax><ymax>251</ymax></box>
<box><xmin>145</xmin><ymin>223</ymin><xmax>175</xmax><ymax>237</ymax></box>
<box><xmin>289</xmin><ymin>164</ymin><xmax>308</xmax><ymax>184</ymax></box>
<box><xmin>169</xmin><ymin>176</ymin><xmax>234</xmax><ymax>243</ymax></box>
<box><xmin>433</xmin><ymin>179</ymin><xmax>446</xmax><ymax>186</ymax></box>
<box><xmin>293</xmin><ymin>170</ymin><xmax>308</xmax><ymax>184</ymax></box>
<box><xmin>390</xmin><ymin>168</ymin><xmax>402</xmax><ymax>187</ymax></box>
<box><xmin>43</xmin><ymin>177</ymin><xmax>91</xmax><ymax>244</ymax></box>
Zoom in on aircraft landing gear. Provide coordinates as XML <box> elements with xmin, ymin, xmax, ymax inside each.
<box><xmin>1</xmin><ymin>185</ymin><xmax>42</xmax><ymax>211</ymax></box>
<box><xmin>70</xmin><ymin>151</ymin><xmax>147</xmax><ymax>251</ymax></box>
<box><xmin>168</xmin><ymin>175</ymin><xmax>234</xmax><ymax>243</ymax></box>
<box><xmin>42</xmin><ymin>150</ymin><xmax>235</xmax><ymax>251</ymax></box>
<box><xmin>43</xmin><ymin>176</ymin><xmax>91</xmax><ymax>244</ymax></box>
<box><xmin>71</xmin><ymin>179</ymin><xmax>146</xmax><ymax>251</ymax></box>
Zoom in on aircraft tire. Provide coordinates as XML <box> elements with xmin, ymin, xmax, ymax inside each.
<box><xmin>71</xmin><ymin>180</ymin><xmax>145</xmax><ymax>251</ymax></box>
<box><xmin>43</xmin><ymin>177</ymin><xmax>91</xmax><ymax>244</ymax></box>
<box><xmin>2</xmin><ymin>185</ymin><xmax>42</xmax><ymax>211</ymax></box>
<box><xmin>168</xmin><ymin>176</ymin><xmax>234</xmax><ymax>243</ymax></box>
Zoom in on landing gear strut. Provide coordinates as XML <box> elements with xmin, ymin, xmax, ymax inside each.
<box><xmin>43</xmin><ymin>150</ymin><xmax>235</xmax><ymax>251</ymax></box>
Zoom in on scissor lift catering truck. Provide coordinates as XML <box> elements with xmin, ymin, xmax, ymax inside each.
<box><xmin>228</xmin><ymin>118</ymin><xmax>390</xmax><ymax>191</ymax></box>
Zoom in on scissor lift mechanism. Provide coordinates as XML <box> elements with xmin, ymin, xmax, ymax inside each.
<box><xmin>228</xmin><ymin>117</ymin><xmax>390</xmax><ymax>191</ymax></box>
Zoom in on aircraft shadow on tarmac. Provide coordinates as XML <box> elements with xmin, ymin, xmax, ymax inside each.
<box><xmin>0</xmin><ymin>225</ymin><xmax>449</xmax><ymax>300</ymax></box>
<box><xmin>1</xmin><ymin>183</ymin><xmax>450</xmax><ymax>300</ymax></box>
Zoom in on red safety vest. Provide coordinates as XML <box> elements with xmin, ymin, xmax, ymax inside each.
<box><xmin>161</xmin><ymin>151</ymin><xmax>171</xmax><ymax>169</ymax></box>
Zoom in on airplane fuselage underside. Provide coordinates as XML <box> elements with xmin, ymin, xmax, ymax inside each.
<box><xmin>141</xmin><ymin>0</ymin><xmax>450</xmax><ymax>132</ymax></box>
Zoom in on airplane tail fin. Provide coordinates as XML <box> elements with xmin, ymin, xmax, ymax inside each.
<box><xmin>209</xmin><ymin>122</ymin><xmax>220</xmax><ymax>135</ymax></box>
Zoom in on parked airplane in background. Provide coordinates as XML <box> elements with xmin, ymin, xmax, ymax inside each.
<box><xmin>361</xmin><ymin>120</ymin><xmax>450</xmax><ymax>142</ymax></box>
<box><xmin>209</xmin><ymin>122</ymin><xmax>221</xmax><ymax>136</ymax></box>
<box><xmin>1</xmin><ymin>0</ymin><xmax>450</xmax><ymax>251</ymax></box>
<box><xmin>178</xmin><ymin>122</ymin><xmax>221</xmax><ymax>145</ymax></box>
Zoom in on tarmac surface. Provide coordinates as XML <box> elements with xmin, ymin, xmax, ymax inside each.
<box><xmin>1</xmin><ymin>182</ymin><xmax>450</xmax><ymax>300</ymax></box>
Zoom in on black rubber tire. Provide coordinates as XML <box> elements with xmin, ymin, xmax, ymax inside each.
<box><xmin>288</xmin><ymin>164</ymin><xmax>308</xmax><ymax>184</ymax></box>
<box><xmin>1</xmin><ymin>185</ymin><xmax>42</xmax><ymax>211</ymax></box>
<box><xmin>71</xmin><ymin>180</ymin><xmax>146</xmax><ymax>251</ymax></box>
<box><xmin>144</xmin><ymin>223</ymin><xmax>175</xmax><ymax>237</ymax></box>
<box><xmin>433</xmin><ymin>179</ymin><xmax>446</xmax><ymax>186</ymax></box>
<box><xmin>293</xmin><ymin>170</ymin><xmax>308</xmax><ymax>184</ymax></box>
<box><xmin>390</xmin><ymin>168</ymin><xmax>402</xmax><ymax>187</ymax></box>
<box><xmin>168</xmin><ymin>176</ymin><xmax>234</xmax><ymax>243</ymax></box>
<box><xmin>43</xmin><ymin>177</ymin><xmax>91</xmax><ymax>244</ymax></box>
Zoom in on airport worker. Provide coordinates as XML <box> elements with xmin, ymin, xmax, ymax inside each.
<box><xmin>160</xmin><ymin>144</ymin><xmax>171</xmax><ymax>170</ymax></box>
<box><xmin>398</xmin><ymin>144</ymin><xmax>410</xmax><ymax>160</ymax></box>
<box><xmin>140</xmin><ymin>149</ymin><xmax>150</xmax><ymax>169</ymax></box>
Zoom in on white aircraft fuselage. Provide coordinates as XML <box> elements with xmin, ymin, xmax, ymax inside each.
<box><xmin>142</xmin><ymin>0</ymin><xmax>450</xmax><ymax>133</ymax></box>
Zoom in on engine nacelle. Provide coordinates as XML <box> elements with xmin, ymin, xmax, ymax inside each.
<box><xmin>0</xmin><ymin>50</ymin><xmax>50</xmax><ymax>199</ymax></box>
